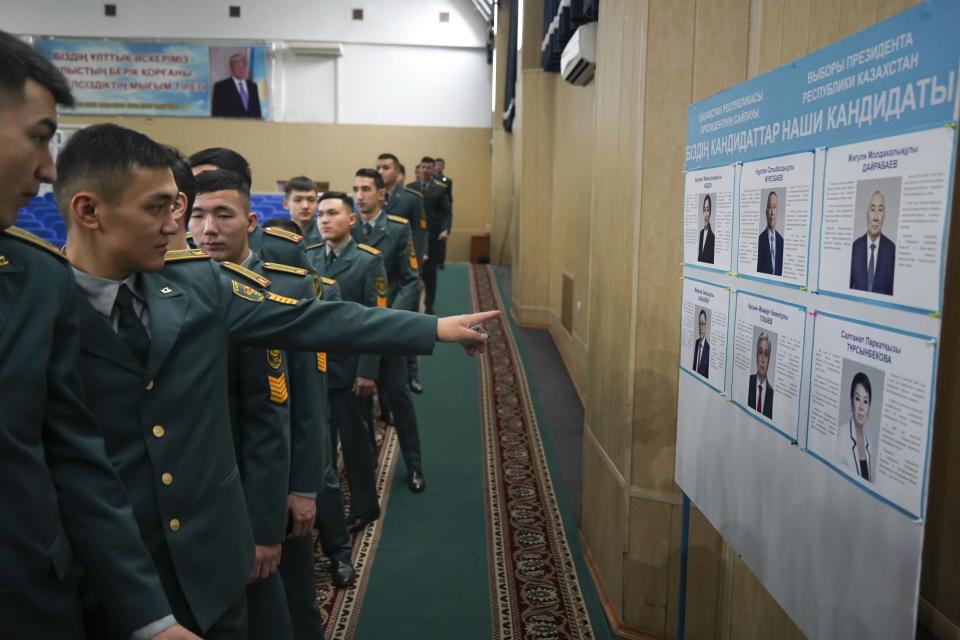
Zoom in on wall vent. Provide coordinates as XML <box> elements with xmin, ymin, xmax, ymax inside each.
<box><xmin>229</xmin><ymin>5</ymin><xmax>241</xmax><ymax>17</ymax></box>
<box><xmin>439</xmin><ymin>12</ymin><xmax>450</xmax><ymax>22</ymax></box>
<box><xmin>561</xmin><ymin>273</ymin><xmax>574</xmax><ymax>333</ymax></box>
<box><xmin>104</xmin><ymin>4</ymin><xmax>117</xmax><ymax>17</ymax></box>
<box><xmin>352</xmin><ymin>8</ymin><xmax>364</xmax><ymax>20</ymax></box>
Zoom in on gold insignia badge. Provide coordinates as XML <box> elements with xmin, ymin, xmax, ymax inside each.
<box><xmin>267</xmin><ymin>349</ymin><xmax>282</xmax><ymax>370</ymax></box>
<box><xmin>420</xmin><ymin>216</ymin><xmax>427</xmax><ymax>230</ymax></box>
<box><xmin>376</xmin><ymin>276</ymin><xmax>387</xmax><ymax>296</ymax></box>
<box><xmin>160</xmin><ymin>286</ymin><xmax>173</xmax><ymax>294</ymax></box>
<box><xmin>407</xmin><ymin>239</ymin><xmax>419</xmax><ymax>270</ymax></box>
<box><xmin>312</xmin><ymin>275</ymin><xmax>324</xmax><ymax>300</ymax></box>
<box><xmin>316</xmin><ymin>352</ymin><xmax>327</xmax><ymax>372</ymax></box>
<box><xmin>231</xmin><ymin>280</ymin><xmax>265</xmax><ymax>303</ymax></box>
<box><xmin>266</xmin><ymin>291</ymin><xmax>299</xmax><ymax>306</ymax></box>
<box><xmin>0</xmin><ymin>256</ymin><xmax>9</xmax><ymax>268</ymax></box>
<box><xmin>268</xmin><ymin>372</ymin><xmax>289</xmax><ymax>404</ymax></box>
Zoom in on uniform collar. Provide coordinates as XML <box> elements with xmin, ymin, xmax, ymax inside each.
<box><xmin>72</xmin><ymin>267</ymin><xmax>141</xmax><ymax>318</ymax></box>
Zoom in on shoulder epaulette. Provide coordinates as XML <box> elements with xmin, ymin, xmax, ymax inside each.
<box><xmin>357</xmin><ymin>243</ymin><xmax>381</xmax><ymax>256</ymax></box>
<box><xmin>263</xmin><ymin>262</ymin><xmax>308</xmax><ymax>277</ymax></box>
<box><xmin>305</xmin><ymin>242</ymin><xmax>324</xmax><ymax>251</ymax></box>
<box><xmin>432</xmin><ymin>179</ymin><xmax>448</xmax><ymax>189</ymax></box>
<box><xmin>221</xmin><ymin>261</ymin><xmax>271</xmax><ymax>287</ymax></box>
<box><xmin>263</xmin><ymin>227</ymin><xmax>304</xmax><ymax>244</ymax></box>
<box><xmin>3</xmin><ymin>226</ymin><xmax>65</xmax><ymax>260</ymax></box>
<box><xmin>184</xmin><ymin>231</ymin><xmax>194</xmax><ymax>239</ymax></box>
<box><xmin>164</xmin><ymin>248</ymin><xmax>209</xmax><ymax>262</ymax></box>
<box><xmin>387</xmin><ymin>214</ymin><xmax>409</xmax><ymax>225</ymax></box>
<box><xmin>321</xmin><ymin>276</ymin><xmax>337</xmax><ymax>286</ymax></box>
<box><xmin>404</xmin><ymin>187</ymin><xmax>423</xmax><ymax>197</ymax></box>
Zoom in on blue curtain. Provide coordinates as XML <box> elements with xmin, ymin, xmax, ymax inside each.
<box><xmin>503</xmin><ymin>0</ymin><xmax>519</xmax><ymax>132</ymax></box>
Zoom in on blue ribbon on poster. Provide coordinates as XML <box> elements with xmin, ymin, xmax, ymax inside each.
<box><xmin>35</xmin><ymin>39</ymin><xmax>270</xmax><ymax>119</ymax></box>
<box><xmin>685</xmin><ymin>0</ymin><xmax>960</xmax><ymax>170</ymax></box>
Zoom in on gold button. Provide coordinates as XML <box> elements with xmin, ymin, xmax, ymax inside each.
<box><xmin>169</xmin><ymin>518</ymin><xmax>180</xmax><ymax>532</ymax></box>
<box><xmin>146</xmin><ymin>380</ymin><xmax>155</xmax><ymax>390</ymax></box>
<box><xmin>161</xmin><ymin>472</ymin><xmax>173</xmax><ymax>486</ymax></box>
<box><xmin>152</xmin><ymin>425</ymin><xmax>165</xmax><ymax>438</ymax></box>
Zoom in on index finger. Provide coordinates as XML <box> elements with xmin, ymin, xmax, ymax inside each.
<box><xmin>464</xmin><ymin>310</ymin><xmax>500</xmax><ymax>325</ymax></box>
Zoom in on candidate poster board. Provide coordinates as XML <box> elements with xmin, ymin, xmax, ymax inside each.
<box><xmin>817</xmin><ymin>127</ymin><xmax>954</xmax><ymax>312</ymax></box>
<box><xmin>737</xmin><ymin>152</ymin><xmax>815</xmax><ymax>286</ymax></box>
<box><xmin>683</xmin><ymin>166</ymin><xmax>735</xmax><ymax>272</ymax></box>
<box><xmin>679</xmin><ymin>278</ymin><xmax>730</xmax><ymax>393</ymax></box>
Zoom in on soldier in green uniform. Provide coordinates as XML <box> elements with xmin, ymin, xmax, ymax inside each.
<box><xmin>283</xmin><ymin>175</ymin><xmax>323</xmax><ymax>246</ymax></box>
<box><xmin>307</xmin><ymin>191</ymin><xmax>384</xmax><ymax>532</ymax></box>
<box><xmin>352</xmin><ymin>169</ymin><xmax>427</xmax><ymax>493</ymax></box>
<box><xmin>56</xmin><ymin>124</ymin><xmax>496</xmax><ymax>637</ymax></box>
<box><xmin>409</xmin><ymin>156</ymin><xmax>451</xmax><ymax>315</ymax></box>
<box><xmin>0</xmin><ymin>31</ymin><xmax>199</xmax><ymax>640</ymax></box>
<box><xmin>433</xmin><ymin>157</ymin><xmax>453</xmax><ymax>269</ymax></box>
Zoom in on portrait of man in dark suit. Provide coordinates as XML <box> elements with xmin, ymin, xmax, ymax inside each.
<box><xmin>849</xmin><ymin>190</ymin><xmax>895</xmax><ymax>295</ymax></box>
<box><xmin>756</xmin><ymin>190</ymin><xmax>784</xmax><ymax>276</ymax></box>
<box><xmin>747</xmin><ymin>332</ymin><xmax>774</xmax><ymax>418</ymax></box>
<box><xmin>693</xmin><ymin>309</ymin><xmax>710</xmax><ymax>378</ymax></box>
<box><xmin>697</xmin><ymin>194</ymin><xmax>715</xmax><ymax>264</ymax></box>
<box><xmin>211</xmin><ymin>52</ymin><xmax>262</xmax><ymax>119</ymax></box>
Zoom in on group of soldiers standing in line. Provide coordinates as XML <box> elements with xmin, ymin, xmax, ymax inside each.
<box><xmin>0</xmin><ymin>30</ymin><xmax>494</xmax><ymax>640</ymax></box>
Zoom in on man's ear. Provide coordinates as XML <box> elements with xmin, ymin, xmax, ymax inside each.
<box><xmin>70</xmin><ymin>192</ymin><xmax>101</xmax><ymax>231</ymax></box>
<box><xmin>245</xmin><ymin>212</ymin><xmax>258</xmax><ymax>234</ymax></box>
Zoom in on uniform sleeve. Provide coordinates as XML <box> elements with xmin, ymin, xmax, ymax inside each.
<box><xmin>441</xmin><ymin>189</ymin><xmax>453</xmax><ymax>233</ymax></box>
<box><xmin>356</xmin><ymin>255</ymin><xmax>386</xmax><ymax>380</ymax></box>
<box><xmin>392</xmin><ymin>224</ymin><xmax>420</xmax><ymax>312</ymax></box>
<box><xmin>217</xmin><ymin>270</ymin><xmax>437</xmax><ymax>356</ymax></box>
<box><xmin>237</xmin><ymin>346</ymin><xmax>292</xmax><ymax>544</ymax></box>
<box><xmin>413</xmin><ymin>197</ymin><xmax>428</xmax><ymax>259</ymax></box>
<box><xmin>44</xmin><ymin>267</ymin><xmax>172</xmax><ymax>634</ymax></box>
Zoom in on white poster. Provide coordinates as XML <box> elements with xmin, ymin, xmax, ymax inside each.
<box><xmin>731</xmin><ymin>293</ymin><xmax>806</xmax><ymax>440</ymax></box>
<box><xmin>737</xmin><ymin>152</ymin><xmax>815</xmax><ymax>286</ymax></box>
<box><xmin>683</xmin><ymin>165</ymin><xmax>735</xmax><ymax>271</ymax></box>
<box><xmin>817</xmin><ymin>127</ymin><xmax>954</xmax><ymax>311</ymax></box>
<box><xmin>806</xmin><ymin>313</ymin><xmax>936</xmax><ymax>517</ymax></box>
<box><xmin>679</xmin><ymin>278</ymin><xmax>730</xmax><ymax>393</ymax></box>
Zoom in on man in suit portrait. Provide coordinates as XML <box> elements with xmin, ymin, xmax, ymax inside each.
<box><xmin>697</xmin><ymin>194</ymin><xmax>715</xmax><ymax>264</ymax></box>
<box><xmin>747</xmin><ymin>332</ymin><xmax>774</xmax><ymax>419</ymax></box>
<box><xmin>211</xmin><ymin>52</ymin><xmax>262</xmax><ymax>119</ymax></box>
<box><xmin>756</xmin><ymin>190</ymin><xmax>784</xmax><ymax>276</ymax></box>
<box><xmin>692</xmin><ymin>309</ymin><xmax>710</xmax><ymax>378</ymax></box>
<box><xmin>849</xmin><ymin>190</ymin><xmax>895</xmax><ymax>295</ymax></box>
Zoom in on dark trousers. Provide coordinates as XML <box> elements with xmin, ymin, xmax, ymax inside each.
<box><xmin>247</xmin><ymin>572</ymin><xmax>293</xmax><ymax>640</ymax></box>
<box><xmin>406</xmin><ymin>354</ymin><xmax>419</xmax><ymax>383</ymax></box>
<box><xmin>316</xmin><ymin>485</ymin><xmax>351</xmax><ymax>561</ymax></box>
<box><xmin>378</xmin><ymin>354</ymin><xmax>422</xmax><ymax>472</ymax></box>
<box><xmin>423</xmin><ymin>239</ymin><xmax>443</xmax><ymax>313</ymax></box>
<box><xmin>437</xmin><ymin>237</ymin><xmax>447</xmax><ymax>266</ymax></box>
<box><xmin>278</xmin><ymin>534</ymin><xmax>324</xmax><ymax>640</ymax></box>
<box><xmin>329</xmin><ymin>387</ymin><xmax>379</xmax><ymax>518</ymax></box>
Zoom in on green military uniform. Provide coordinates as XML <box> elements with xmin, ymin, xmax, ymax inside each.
<box><xmin>385</xmin><ymin>185</ymin><xmax>427</xmax><ymax>262</ymax></box>
<box><xmin>351</xmin><ymin>213</ymin><xmax>425</xmax><ymax>475</ymax></box>
<box><xmin>434</xmin><ymin>173</ymin><xmax>453</xmax><ymax>267</ymax></box>
<box><xmin>249</xmin><ymin>225</ymin><xmax>311</xmax><ymax>272</ymax></box>
<box><xmin>409</xmin><ymin>179</ymin><xmax>452</xmax><ymax>313</ymax></box>
<box><xmin>307</xmin><ymin>238</ymin><xmax>384</xmax><ymax>521</ymax></box>
<box><xmin>72</xmin><ymin>248</ymin><xmax>436</xmax><ymax>636</ymax></box>
<box><xmin>0</xmin><ymin>228</ymin><xmax>171</xmax><ymax>639</ymax></box>
<box><xmin>299</xmin><ymin>219</ymin><xmax>322</xmax><ymax>247</ymax></box>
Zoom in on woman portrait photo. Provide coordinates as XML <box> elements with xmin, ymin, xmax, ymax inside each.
<box><xmin>835</xmin><ymin>371</ymin><xmax>876</xmax><ymax>483</ymax></box>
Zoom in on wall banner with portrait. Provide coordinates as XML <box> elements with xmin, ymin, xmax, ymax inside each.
<box><xmin>682</xmin><ymin>165</ymin><xmax>735</xmax><ymax>272</ymax></box>
<box><xmin>806</xmin><ymin>312</ymin><xmax>936</xmax><ymax>519</ymax></box>
<box><xmin>35</xmin><ymin>39</ymin><xmax>271</xmax><ymax>119</ymax></box>
<box><xmin>679</xmin><ymin>278</ymin><xmax>730</xmax><ymax>393</ymax></box>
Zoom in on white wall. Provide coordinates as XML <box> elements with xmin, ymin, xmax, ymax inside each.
<box><xmin>7</xmin><ymin>0</ymin><xmax>493</xmax><ymax>128</ymax></box>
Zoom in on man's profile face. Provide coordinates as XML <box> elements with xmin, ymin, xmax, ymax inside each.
<box><xmin>852</xmin><ymin>382</ymin><xmax>871</xmax><ymax>428</ymax></box>
<box><xmin>352</xmin><ymin>176</ymin><xmax>383</xmax><ymax>215</ymax></box>
<box><xmin>765</xmin><ymin>192</ymin><xmax>778</xmax><ymax>231</ymax></box>
<box><xmin>189</xmin><ymin>189</ymin><xmax>255</xmax><ymax>264</ymax></box>
<box><xmin>866</xmin><ymin>191</ymin><xmax>885</xmax><ymax>239</ymax></box>
<box><xmin>229</xmin><ymin>56</ymin><xmax>248</xmax><ymax>80</ymax></box>
<box><xmin>317</xmin><ymin>198</ymin><xmax>354</xmax><ymax>242</ymax></box>
<box><xmin>376</xmin><ymin>158</ymin><xmax>399</xmax><ymax>188</ymax></box>
<box><xmin>435</xmin><ymin>159</ymin><xmax>445</xmax><ymax>173</ymax></box>
<box><xmin>756</xmin><ymin>338</ymin><xmax>770</xmax><ymax>379</ymax></box>
<box><xmin>284</xmin><ymin>189</ymin><xmax>318</xmax><ymax>229</ymax></box>
<box><xmin>702</xmin><ymin>198</ymin><xmax>711</xmax><ymax>227</ymax></box>
<box><xmin>698</xmin><ymin>312</ymin><xmax>706</xmax><ymax>339</ymax></box>
<box><xmin>0</xmin><ymin>80</ymin><xmax>58</xmax><ymax>228</ymax></box>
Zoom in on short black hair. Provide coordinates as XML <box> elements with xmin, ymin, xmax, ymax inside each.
<box><xmin>377</xmin><ymin>153</ymin><xmax>400</xmax><ymax>166</ymax></box>
<box><xmin>702</xmin><ymin>194</ymin><xmax>712</xmax><ymax>211</ymax></box>
<box><xmin>166</xmin><ymin>146</ymin><xmax>198</xmax><ymax>223</ymax></box>
<box><xmin>318</xmin><ymin>191</ymin><xmax>354</xmax><ymax>210</ymax></box>
<box><xmin>194</xmin><ymin>169</ymin><xmax>250</xmax><ymax>201</ymax></box>
<box><xmin>850</xmin><ymin>372</ymin><xmax>872</xmax><ymax>404</ymax></box>
<box><xmin>55</xmin><ymin>123</ymin><xmax>173</xmax><ymax>219</ymax></box>
<box><xmin>420</xmin><ymin>156</ymin><xmax>435</xmax><ymax>165</ymax></box>
<box><xmin>398</xmin><ymin>162</ymin><xmax>406</xmax><ymax>175</ymax></box>
<box><xmin>435</xmin><ymin>157</ymin><xmax>445</xmax><ymax>163</ymax></box>
<box><xmin>188</xmin><ymin>147</ymin><xmax>252</xmax><ymax>188</ymax></box>
<box><xmin>354</xmin><ymin>168</ymin><xmax>384</xmax><ymax>190</ymax></box>
<box><xmin>284</xmin><ymin>176</ymin><xmax>317</xmax><ymax>196</ymax></box>
<box><xmin>263</xmin><ymin>217</ymin><xmax>302</xmax><ymax>234</ymax></box>
<box><xmin>0</xmin><ymin>30</ymin><xmax>74</xmax><ymax>107</ymax></box>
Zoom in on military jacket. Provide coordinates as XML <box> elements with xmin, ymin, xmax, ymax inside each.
<box><xmin>351</xmin><ymin>212</ymin><xmax>420</xmax><ymax>312</ymax></box>
<box><xmin>73</xmin><ymin>248</ymin><xmax>436</xmax><ymax>630</ymax></box>
<box><xmin>249</xmin><ymin>224</ymin><xmax>311</xmax><ymax>273</ymax></box>
<box><xmin>0</xmin><ymin>228</ymin><xmax>169</xmax><ymax>637</ymax></box>
<box><xmin>407</xmin><ymin>179</ymin><xmax>452</xmax><ymax>239</ymax></box>
<box><xmin>385</xmin><ymin>186</ymin><xmax>427</xmax><ymax>260</ymax></box>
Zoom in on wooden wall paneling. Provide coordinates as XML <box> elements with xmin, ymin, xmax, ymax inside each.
<box><xmin>490</xmin><ymin>0</ymin><xmax>514</xmax><ymax>266</ymax></box>
<box><xmin>779</xmin><ymin>0</ymin><xmax>813</xmax><ymax>65</ymax></box>
<box><xmin>838</xmin><ymin>0</ymin><xmax>878</xmax><ymax>38</ymax></box>
<box><xmin>806</xmin><ymin>0</ymin><xmax>842</xmax><ymax>51</ymax></box>
<box><xmin>748</xmin><ymin>0</ymin><xmax>785</xmax><ymax>77</ymax></box>
<box><xmin>728</xmin><ymin>558</ymin><xmax>805</xmax><ymax>640</ymax></box>
<box><xmin>623</xmin><ymin>497</ymin><xmax>678</xmax><ymax>633</ymax></box>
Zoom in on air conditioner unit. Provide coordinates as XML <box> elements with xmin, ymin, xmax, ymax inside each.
<box><xmin>286</xmin><ymin>41</ymin><xmax>343</xmax><ymax>57</ymax></box>
<box><xmin>561</xmin><ymin>22</ymin><xmax>597</xmax><ymax>86</ymax></box>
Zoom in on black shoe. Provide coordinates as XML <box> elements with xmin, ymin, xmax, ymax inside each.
<box><xmin>330</xmin><ymin>558</ymin><xmax>357</xmax><ymax>587</ymax></box>
<box><xmin>407</xmin><ymin>469</ymin><xmax>426</xmax><ymax>493</ymax></box>
<box><xmin>408</xmin><ymin>378</ymin><xmax>424</xmax><ymax>394</ymax></box>
<box><xmin>347</xmin><ymin>508</ymin><xmax>380</xmax><ymax>534</ymax></box>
